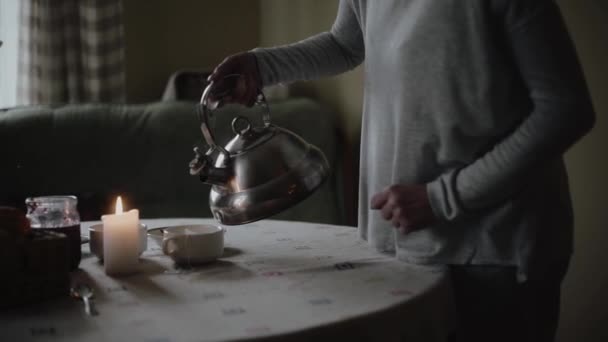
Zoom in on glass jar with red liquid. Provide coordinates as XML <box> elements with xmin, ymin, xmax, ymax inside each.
<box><xmin>26</xmin><ymin>196</ymin><xmax>81</xmax><ymax>270</ymax></box>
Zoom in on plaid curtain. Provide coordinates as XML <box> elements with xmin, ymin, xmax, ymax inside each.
<box><xmin>17</xmin><ymin>0</ymin><xmax>125</xmax><ymax>104</ymax></box>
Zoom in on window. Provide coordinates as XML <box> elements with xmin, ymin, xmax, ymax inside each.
<box><xmin>0</xmin><ymin>0</ymin><xmax>20</xmax><ymax>109</ymax></box>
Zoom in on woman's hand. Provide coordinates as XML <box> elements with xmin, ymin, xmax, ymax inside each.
<box><xmin>207</xmin><ymin>52</ymin><xmax>262</xmax><ymax>107</ymax></box>
<box><xmin>370</xmin><ymin>184</ymin><xmax>437</xmax><ymax>234</ymax></box>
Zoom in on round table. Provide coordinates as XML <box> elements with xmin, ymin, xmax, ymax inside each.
<box><xmin>3</xmin><ymin>219</ymin><xmax>455</xmax><ymax>342</ymax></box>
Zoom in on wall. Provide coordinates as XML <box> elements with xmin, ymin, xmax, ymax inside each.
<box><xmin>123</xmin><ymin>0</ymin><xmax>260</xmax><ymax>103</ymax></box>
<box><xmin>558</xmin><ymin>0</ymin><xmax>608</xmax><ymax>341</ymax></box>
<box><xmin>259</xmin><ymin>0</ymin><xmax>608</xmax><ymax>341</ymax></box>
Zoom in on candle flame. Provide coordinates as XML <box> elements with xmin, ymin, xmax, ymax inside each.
<box><xmin>115</xmin><ymin>196</ymin><xmax>123</xmax><ymax>214</ymax></box>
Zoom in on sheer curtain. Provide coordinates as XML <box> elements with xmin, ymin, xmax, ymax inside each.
<box><xmin>0</xmin><ymin>0</ymin><xmax>20</xmax><ymax>108</ymax></box>
<box><xmin>17</xmin><ymin>0</ymin><xmax>126</xmax><ymax>105</ymax></box>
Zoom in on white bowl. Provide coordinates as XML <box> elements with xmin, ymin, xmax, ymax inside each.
<box><xmin>148</xmin><ymin>224</ymin><xmax>224</xmax><ymax>265</ymax></box>
<box><xmin>89</xmin><ymin>223</ymin><xmax>147</xmax><ymax>260</ymax></box>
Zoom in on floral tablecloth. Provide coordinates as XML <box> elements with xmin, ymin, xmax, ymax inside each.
<box><xmin>2</xmin><ymin>218</ymin><xmax>455</xmax><ymax>342</ymax></box>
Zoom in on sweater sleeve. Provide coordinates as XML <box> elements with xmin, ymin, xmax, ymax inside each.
<box><xmin>251</xmin><ymin>0</ymin><xmax>365</xmax><ymax>87</ymax></box>
<box><xmin>427</xmin><ymin>0</ymin><xmax>596</xmax><ymax>221</ymax></box>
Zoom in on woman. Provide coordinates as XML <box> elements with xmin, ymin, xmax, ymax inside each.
<box><xmin>206</xmin><ymin>1</ymin><xmax>595</xmax><ymax>340</ymax></box>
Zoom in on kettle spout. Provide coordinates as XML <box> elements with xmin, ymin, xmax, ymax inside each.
<box><xmin>201</xmin><ymin>167</ymin><xmax>232</xmax><ymax>186</ymax></box>
<box><xmin>189</xmin><ymin>147</ymin><xmax>232</xmax><ymax>186</ymax></box>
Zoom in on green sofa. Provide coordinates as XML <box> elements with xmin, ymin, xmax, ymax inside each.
<box><xmin>0</xmin><ymin>99</ymin><xmax>347</xmax><ymax>225</ymax></box>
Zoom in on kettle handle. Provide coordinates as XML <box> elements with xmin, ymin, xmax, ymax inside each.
<box><xmin>198</xmin><ymin>75</ymin><xmax>271</xmax><ymax>159</ymax></box>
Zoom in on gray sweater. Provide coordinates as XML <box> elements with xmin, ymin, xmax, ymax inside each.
<box><xmin>252</xmin><ymin>0</ymin><xmax>594</xmax><ymax>280</ymax></box>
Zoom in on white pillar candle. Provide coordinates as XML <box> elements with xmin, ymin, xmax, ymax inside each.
<box><xmin>102</xmin><ymin>196</ymin><xmax>139</xmax><ymax>276</ymax></box>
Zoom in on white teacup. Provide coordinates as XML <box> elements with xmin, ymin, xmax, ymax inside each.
<box><xmin>157</xmin><ymin>225</ymin><xmax>224</xmax><ymax>265</ymax></box>
<box><xmin>89</xmin><ymin>223</ymin><xmax>147</xmax><ymax>260</ymax></box>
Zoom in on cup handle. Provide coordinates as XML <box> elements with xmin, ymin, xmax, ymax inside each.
<box><xmin>161</xmin><ymin>236</ymin><xmax>177</xmax><ymax>256</ymax></box>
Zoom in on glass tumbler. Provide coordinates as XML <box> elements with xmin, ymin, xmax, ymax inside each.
<box><xmin>26</xmin><ymin>195</ymin><xmax>81</xmax><ymax>270</ymax></box>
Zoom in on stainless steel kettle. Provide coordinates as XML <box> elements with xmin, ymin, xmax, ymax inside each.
<box><xmin>189</xmin><ymin>80</ymin><xmax>330</xmax><ymax>225</ymax></box>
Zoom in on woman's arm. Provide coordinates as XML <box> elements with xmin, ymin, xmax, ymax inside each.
<box><xmin>252</xmin><ymin>0</ymin><xmax>365</xmax><ymax>86</ymax></box>
<box><xmin>428</xmin><ymin>0</ymin><xmax>596</xmax><ymax>220</ymax></box>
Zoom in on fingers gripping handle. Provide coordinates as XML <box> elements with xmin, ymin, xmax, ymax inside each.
<box><xmin>198</xmin><ymin>75</ymin><xmax>271</xmax><ymax>158</ymax></box>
